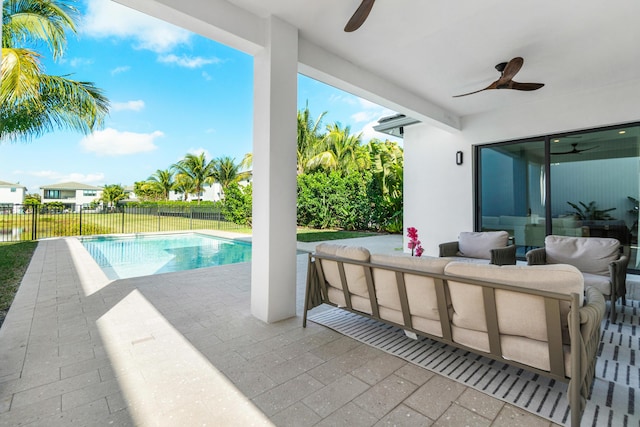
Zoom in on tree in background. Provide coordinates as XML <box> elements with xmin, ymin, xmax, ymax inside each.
<box><xmin>211</xmin><ymin>156</ymin><xmax>251</xmax><ymax>197</ymax></box>
<box><xmin>133</xmin><ymin>181</ymin><xmax>163</xmax><ymax>202</ymax></box>
<box><xmin>100</xmin><ymin>184</ymin><xmax>125</xmax><ymax>211</ymax></box>
<box><xmin>1</xmin><ymin>0</ymin><xmax>109</xmax><ymax>142</ymax></box>
<box><xmin>172</xmin><ymin>153</ymin><xmax>215</xmax><ymax>204</ymax></box>
<box><xmin>221</xmin><ymin>182</ymin><xmax>252</xmax><ymax>226</ymax></box>
<box><xmin>295</xmin><ymin>106</ymin><xmax>404</xmax><ymax>232</ymax></box>
<box><xmin>23</xmin><ymin>193</ymin><xmax>41</xmax><ymax>212</ymax></box>
<box><xmin>306</xmin><ymin>123</ymin><xmax>369</xmax><ymax>174</ymax></box>
<box><xmin>297</xmin><ymin>104</ymin><xmax>327</xmax><ymax>174</ymax></box>
<box><xmin>173</xmin><ymin>175</ymin><xmax>196</xmax><ymax>201</ymax></box>
<box><xmin>147</xmin><ymin>169</ymin><xmax>175</xmax><ymax>200</ymax></box>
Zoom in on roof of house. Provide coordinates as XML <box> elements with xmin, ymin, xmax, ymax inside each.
<box><xmin>0</xmin><ymin>180</ymin><xmax>26</xmax><ymax>189</ymax></box>
<box><xmin>40</xmin><ymin>182</ymin><xmax>103</xmax><ymax>191</ymax></box>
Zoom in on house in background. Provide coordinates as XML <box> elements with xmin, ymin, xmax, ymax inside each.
<box><xmin>40</xmin><ymin>182</ymin><xmax>103</xmax><ymax>212</ymax></box>
<box><xmin>0</xmin><ymin>180</ymin><xmax>26</xmax><ymax>213</ymax></box>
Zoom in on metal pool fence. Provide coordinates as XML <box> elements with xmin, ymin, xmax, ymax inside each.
<box><xmin>0</xmin><ymin>204</ymin><xmax>244</xmax><ymax>242</ymax></box>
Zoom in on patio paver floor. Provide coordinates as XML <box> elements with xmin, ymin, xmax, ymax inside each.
<box><xmin>0</xmin><ymin>234</ymin><xmax>561</xmax><ymax>426</ymax></box>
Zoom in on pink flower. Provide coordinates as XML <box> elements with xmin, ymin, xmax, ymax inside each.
<box><xmin>406</xmin><ymin>227</ymin><xmax>424</xmax><ymax>257</ymax></box>
<box><xmin>406</xmin><ymin>227</ymin><xmax>419</xmax><ymax>240</ymax></box>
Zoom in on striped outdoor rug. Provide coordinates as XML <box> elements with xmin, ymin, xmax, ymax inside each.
<box><xmin>308</xmin><ymin>300</ymin><xmax>639</xmax><ymax>426</ymax></box>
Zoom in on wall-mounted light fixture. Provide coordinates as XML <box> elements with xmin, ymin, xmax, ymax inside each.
<box><xmin>456</xmin><ymin>151</ymin><xmax>463</xmax><ymax>165</ymax></box>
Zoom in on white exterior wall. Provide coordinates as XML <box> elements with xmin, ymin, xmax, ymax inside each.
<box><xmin>0</xmin><ymin>187</ymin><xmax>25</xmax><ymax>205</ymax></box>
<box><xmin>404</xmin><ymin>82</ymin><xmax>640</xmax><ymax>256</ymax></box>
<box><xmin>0</xmin><ymin>186</ymin><xmax>26</xmax><ymax>213</ymax></box>
<box><xmin>75</xmin><ymin>190</ymin><xmax>102</xmax><ymax>209</ymax></box>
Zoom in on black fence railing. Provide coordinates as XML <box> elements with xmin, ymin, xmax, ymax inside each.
<box><xmin>0</xmin><ymin>204</ymin><xmax>244</xmax><ymax>242</ymax></box>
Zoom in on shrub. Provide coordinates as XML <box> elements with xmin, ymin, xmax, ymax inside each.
<box><xmin>222</xmin><ymin>183</ymin><xmax>252</xmax><ymax>226</ymax></box>
<box><xmin>296</xmin><ymin>171</ymin><xmax>371</xmax><ymax>230</ymax></box>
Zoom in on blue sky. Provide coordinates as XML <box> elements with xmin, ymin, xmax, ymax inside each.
<box><xmin>0</xmin><ymin>0</ymin><xmax>398</xmax><ymax>194</ymax></box>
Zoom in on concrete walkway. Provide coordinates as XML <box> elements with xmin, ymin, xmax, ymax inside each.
<box><xmin>0</xmin><ymin>233</ymin><xmax>559</xmax><ymax>426</ymax></box>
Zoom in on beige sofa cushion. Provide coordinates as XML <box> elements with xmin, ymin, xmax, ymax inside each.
<box><xmin>544</xmin><ymin>235</ymin><xmax>619</xmax><ymax>276</ymax></box>
<box><xmin>316</xmin><ymin>244</ymin><xmax>371</xmax><ymax>313</ymax></box>
<box><xmin>444</xmin><ymin>262</ymin><xmax>583</xmax><ymax>343</ymax></box>
<box><xmin>370</xmin><ymin>254</ymin><xmax>450</xmax><ymax>337</ymax></box>
<box><xmin>458</xmin><ymin>231</ymin><xmax>509</xmax><ymax>259</ymax></box>
<box><xmin>370</xmin><ymin>254</ymin><xmax>449</xmax><ymax>320</ymax></box>
<box><xmin>583</xmin><ymin>272</ymin><xmax>611</xmax><ymax>296</ymax></box>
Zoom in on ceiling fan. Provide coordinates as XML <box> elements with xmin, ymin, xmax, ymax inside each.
<box><xmin>344</xmin><ymin>0</ymin><xmax>375</xmax><ymax>32</ymax></box>
<box><xmin>551</xmin><ymin>143</ymin><xmax>599</xmax><ymax>155</ymax></box>
<box><xmin>453</xmin><ymin>57</ymin><xmax>545</xmax><ymax>97</ymax></box>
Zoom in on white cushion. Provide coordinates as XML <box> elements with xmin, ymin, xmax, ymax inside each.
<box><xmin>544</xmin><ymin>235</ymin><xmax>619</xmax><ymax>276</ymax></box>
<box><xmin>458</xmin><ymin>231</ymin><xmax>509</xmax><ymax>259</ymax></box>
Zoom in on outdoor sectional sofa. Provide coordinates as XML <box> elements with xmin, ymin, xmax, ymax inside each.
<box><xmin>303</xmin><ymin>244</ymin><xmax>606</xmax><ymax>427</ymax></box>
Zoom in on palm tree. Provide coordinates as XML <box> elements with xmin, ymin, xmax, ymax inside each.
<box><xmin>100</xmin><ymin>184</ymin><xmax>125</xmax><ymax>211</ymax></box>
<box><xmin>172</xmin><ymin>153</ymin><xmax>215</xmax><ymax>203</ymax></box>
<box><xmin>368</xmin><ymin>139</ymin><xmax>404</xmax><ymax>201</ymax></box>
<box><xmin>297</xmin><ymin>104</ymin><xmax>327</xmax><ymax>174</ymax></box>
<box><xmin>306</xmin><ymin>122</ymin><xmax>367</xmax><ymax>174</ymax></box>
<box><xmin>1</xmin><ymin>0</ymin><xmax>109</xmax><ymax>142</ymax></box>
<box><xmin>173</xmin><ymin>175</ymin><xmax>196</xmax><ymax>201</ymax></box>
<box><xmin>210</xmin><ymin>156</ymin><xmax>251</xmax><ymax>197</ymax></box>
<box><xmin>147</xmin><ymin>169</ymin><xmax>175</xmax><ymax>200</ymax></box>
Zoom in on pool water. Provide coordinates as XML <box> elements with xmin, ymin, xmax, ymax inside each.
<box><xmin>81</xmin><ymin>233</ymin><xmax>252</xmax><ymax>280</ymax></box>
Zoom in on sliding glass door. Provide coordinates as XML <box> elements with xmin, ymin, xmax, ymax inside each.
<box><xmin>476</xmin><ymin>123</ymin><xmax>640</xmax><ymax>270</ymax></box>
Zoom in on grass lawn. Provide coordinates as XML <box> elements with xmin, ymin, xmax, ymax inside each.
<box><xmin>296</xmin><ymin>228</ymin><xmax>381</xmax><ymax>243</ymax></box>
<box><xmin>0</xmin><ymin>241</ymin><xmax>37</xmax><ymax>325</ymax></box>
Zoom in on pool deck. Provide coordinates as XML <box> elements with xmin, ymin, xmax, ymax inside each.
<box><xmin>0</xmin><ymin>232</ymin><xmax>559</xmax><ymax>426</ymax></box>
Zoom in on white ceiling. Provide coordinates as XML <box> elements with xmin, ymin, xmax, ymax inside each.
<box><xmin>221</xmin><ymin>0</ymin><xmax>640</xmax><ymax>119</ymax></box>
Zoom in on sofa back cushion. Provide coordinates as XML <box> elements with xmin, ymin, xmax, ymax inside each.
<box><xmin>544</xmin><ymin>235</ymin><xmax>619</xmax><ymax>276</ymax></box>
<box><xmin>316</xmin><ymin>244</ymin><xmax>371</xmax><ymax>297</ymax></box>
<box><xmin>370</xmin><ymin>254</ymin><xmax>449</xmax><ymax>320</ymax></box>
<box><xmin>444</xmin><ymin>262</ymin><xmax>583</xmax><ymax>343</ymax></box>
<box><xmin>458</xmin><ymin>231</ymin><xmax>509</xmax><ymax>259</ymax></box>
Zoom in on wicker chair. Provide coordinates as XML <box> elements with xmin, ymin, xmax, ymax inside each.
<box><xmin>526</xmin><ymin>235</ymin><xmax>628</xmax><ymax>322</ymax></box>
<box><xmin>439</xmin><ymin>231</ymin><xmax>517</xmax><ymax>265</ymax></box>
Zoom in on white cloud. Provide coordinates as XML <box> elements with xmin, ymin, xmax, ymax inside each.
<box><xmin>111</xmin><ymin>66</ymin><xmax>131</xmax><ymax>75</ymax></box>
<box><xmin>158</xmin><ymin>54</ymin><xmax>222</xmax><ymax>68</ymax></box>
<box><xmin>69</xmin><ymin>57</ymin><xmax>94</xmax><ymax>67</ymax></box>
<box><xmin>82</xmin><ymin>0</ymin><xmax>191</xmax><ymax>53</ymax></box>
<box><xmin>80</xmin><ymin>128</ymin><xmax>163</xmax><ymax>156</ymax></box>
<box><xmin>329</xmin><ymin>93</ymin><xmax>357</xmax><ymax>106</ymax></box>
<box><xmin>202</xmin><ymin>71</ymin><xmax>212</xmax><ymax>81</ymax></box>
<box><xmin>183</xmin><ymin>147</ymin><xmax>212</xmax><ymax>161</ymax></box>
<box><xmin>21</xmin><ymin>170</ymin><xmax>106</xmax><ymax>184</ymax></box>
<box><xmin>112</xmin><ymin>100</ymin><xmax>145</xmax><ymax>112</ymax></box>
<box><xmin>351</xmin><ymin>111</ymin><xmax>380</xmax><ymax>123</ymax></box>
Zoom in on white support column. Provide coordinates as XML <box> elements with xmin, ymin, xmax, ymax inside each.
<box><xmin>251</xmin><ymin>16</ymin><xmax>298</xmax><ymax>323</ymax></box>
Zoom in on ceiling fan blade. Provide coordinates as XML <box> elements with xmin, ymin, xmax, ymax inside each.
<box><xmin>511</xmin><ymin>82</ymin><xmax>545</xmax><ymax>91</ymax></box>
<box><xmin>453</xmin><ymin>80</ymin><xmax>499</xmax><ymax>98</ymax></box>
<box><xmin>500</xmin><ymin>57</ymin><xmax>524</xmax><ymax>81</ymax></box>
<box><xmin>344</xmin><ymin>0</ymin><xmax>375</xmax><ymax>32</ymax></box>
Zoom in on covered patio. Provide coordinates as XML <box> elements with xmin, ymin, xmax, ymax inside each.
<box><xmin>109</xmin><ymin>0</ymin><xmax>640</xmax><ymax>324</ymax></box>
<box><xmin>1</xmin><ymin>0</ymin><xmax>639</xmax><ymax>425</ymax></box>
<box><xmin>0</xmin><ymin>233</ymin><xmax>560</xmax><ymax>425</ymax></box>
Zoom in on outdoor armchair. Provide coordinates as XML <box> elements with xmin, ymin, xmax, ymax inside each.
<box><xmin>439</xmin><ymin>231</ymin><xmax>517</xmax><ymax>265</ymax></box>
<box><xmin>526</xmin><ymin>235</ymin><xmax>628</xmax><ymax>323</ymax></box>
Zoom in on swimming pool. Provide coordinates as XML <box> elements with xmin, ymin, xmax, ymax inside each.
<box><xmin>80</xmin><ymin>233</ymin><xmax>252</xmax><ymax>280</ymax></box>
